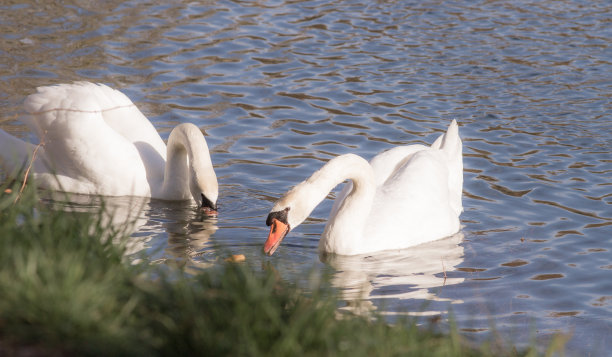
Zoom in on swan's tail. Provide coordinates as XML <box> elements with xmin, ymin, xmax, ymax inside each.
<box><xmin>431</xmin><ymin>120</ymin><xmax>463</xmax><ymax>216</ymax></box>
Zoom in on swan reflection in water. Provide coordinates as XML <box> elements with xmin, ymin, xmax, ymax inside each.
<box><xmin>321</xmin><ymin>232</ymin><xmax>464</xmax><ymax>317</ymax></box>
<box><xmin>44</xmin><ymin>191</ymin><xmax>463</xmax><ymax>316</ymax></box>
<box><xmin>44</xmin><ymin>192</ymin><xmax>218</xmax><ymax>273</ymax></box>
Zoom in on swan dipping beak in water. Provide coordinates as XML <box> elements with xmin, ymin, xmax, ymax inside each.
<box><xmin>264</xmin><ymin>120</ymin><xmax>463</xmax><ymax>256</ymax></box>
<box><xmin>264</xmin><ymin>207</ymin><xmax>291</xmax><ymax>255</ymax></box>
<box><xmin>0</xmin><ymin>82</ymin><xmax>218</xmax><ymax>213</ymax></box>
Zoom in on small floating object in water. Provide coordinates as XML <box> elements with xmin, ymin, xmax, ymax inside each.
<box><xmin>3</xmin><ymin>188</ymin><xmax>12</xmax><ymax>194</ymax></box>
<box><xmin>224</xmin><ymin>254</ymin><xmax>246</xmax><ymax>263</ymax></box>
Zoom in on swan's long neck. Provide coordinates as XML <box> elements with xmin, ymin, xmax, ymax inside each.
<box><xmin>274</xmin><ymin>154</ymin><xmax>376</xmax><ymax>254</ymax></box>
<box><xmin>319</xmin><ymin>155</ymin><xmax>376</xmax><ymax>254</ymax></box>
<box><xmin>160</xmin><ymin>123</ymin><xmax>214</xmax><ymax>201</ymax></box>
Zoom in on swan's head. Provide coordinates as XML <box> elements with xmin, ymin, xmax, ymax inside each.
<box><xmin>198</xmin><ymin>192</ymin><xmax>218</xmax><ymax>215</ymax></box>
<box><xmin>190</xmin><ymin>169</ymin><xmax>218</xmax><ymax>215</ymax></box>
<box><xmin>263</xmin><ymin>184</ymin><xmax>314</xmax><ymax>255</ymax></box>
<box><xmin>264</xmin><ymin>207</ymin><xmax>290</xmax><ymax>255</ymax></box>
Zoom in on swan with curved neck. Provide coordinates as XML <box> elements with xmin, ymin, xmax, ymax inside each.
<box><xmin>157</xmin><ymin>123</ymin><xmax>218</xmax><ymax>208</ymax></box>
<box><xmin>0</xmin><ymin>82</ymin><xmax>218</xmax><ymax>212</ymax></box>
<box><xmin>264</xmin><ymin>120</ymin><xmax>462</xmax><ymax>256</ymax></box>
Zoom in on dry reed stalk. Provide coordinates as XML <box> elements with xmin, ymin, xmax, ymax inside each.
<box><xmin>15</xmin><ymin>131</ymin><xmax>46</xmax><ymax>203</ymax></box>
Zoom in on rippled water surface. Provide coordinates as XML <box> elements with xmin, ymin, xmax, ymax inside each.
<box><xmin>1</xmin><ymin>0</ymin><xmax>611</xmax><ymax>354</ymax></box>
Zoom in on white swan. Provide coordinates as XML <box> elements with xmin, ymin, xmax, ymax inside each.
<box><xmin>264</xmin><ymin>120</ymin><xmax>462</xmax><ymax>256</ymax></box>
<box><xmin>0</xmin><ymin>82</ymin><xmax>218</xmax><ymax>212</ymax></box>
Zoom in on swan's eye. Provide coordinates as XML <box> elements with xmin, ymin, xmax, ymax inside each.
<box><xmin>266</xmin><ymin>207</ymin><xmax>290</xmax><ymax>226</ymax></box>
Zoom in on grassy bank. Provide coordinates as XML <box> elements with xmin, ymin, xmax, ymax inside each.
<box><xmin>0</xmin><ymin>179</ymin><xmax>543</xmax><ymax>356</ymax></box>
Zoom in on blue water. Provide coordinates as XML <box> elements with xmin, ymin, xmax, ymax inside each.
<box><xmin>1</xmin><ymin>1</ymin><xmax>611</xmax><ymax>354</ymax></box>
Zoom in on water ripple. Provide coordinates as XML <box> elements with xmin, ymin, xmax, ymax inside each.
<box><xmin>1</xmin><ymin>0</ymin><xmax>611</xmax><ymax>354</ymax></box>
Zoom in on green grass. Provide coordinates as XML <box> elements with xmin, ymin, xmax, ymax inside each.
<box><xmin>0</xmin><ymin>179</ymin><xmax>550</xmax><ymax>356</ymax></box>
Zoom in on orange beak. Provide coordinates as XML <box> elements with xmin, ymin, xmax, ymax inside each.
<box><xmin>201</xmin><ymin>207</ymin><xmax>218</xmax><ymax>217</ymax></box>
<box><xmin>263</xmin><ymin>218</ymin><xmax>290</xmax><ymax>256</ymax></box>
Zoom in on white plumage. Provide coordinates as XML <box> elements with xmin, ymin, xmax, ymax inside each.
<box><xmin>0</xmin><ymin>82</ymin><xmax>218</xmax><ymax>209</ymax></box>
<box><xmin>264</xmin><ymin>120</ymin><xmax>463</xmax><ymax>256</ymax></box>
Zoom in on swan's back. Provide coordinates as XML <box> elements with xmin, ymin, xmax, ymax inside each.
<box><xmin>14</xmin><ymin>82</ymin><xmax>169</xmax><ymax>196</ymax></box>
<box><xmin>328</xmin><ymin>120</ymin><xmax>463</xmax><ymax>252</ymax></box>
<box><xmin>23</xmin><ymin>82</ymin><xmax>166</xmax><ymax>159</ymax></box>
